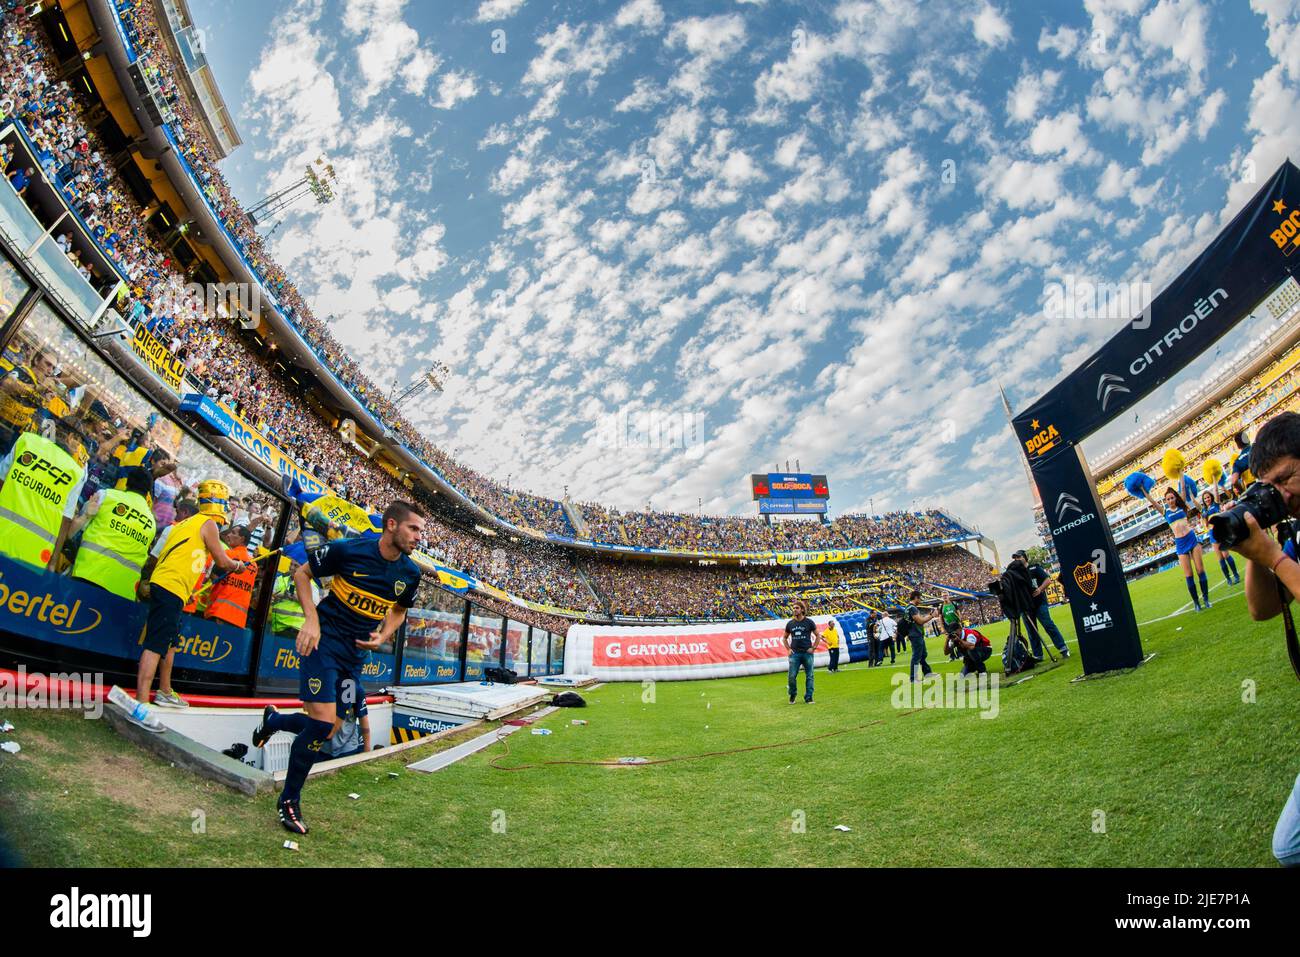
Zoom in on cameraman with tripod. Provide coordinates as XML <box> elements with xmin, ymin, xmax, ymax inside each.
<box><xmin>1212</xmin><ymin>411</ymin><xmax>1300</xmax><ymax>867</ymax></box>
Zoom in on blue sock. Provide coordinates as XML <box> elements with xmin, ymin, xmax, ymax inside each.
<box><xmin>1199</xmin><ymin>571</ymin><xmax>1210</xmax><ymax>603</ymax></box>
<box><xmin>1226</xmin><ymin>554</ymin><xmax>1239</xmax><ymax>578</ymax></box>
<box><xmin>1219</xmin><ymin>558</ymin><xmax>1231</xmax><ymax>582</ymax></box>
<box><xmin>279</xmin><ymin>718</ymin><xmax>334</xmax><ymax>804</ymax></box>
<box><xmin>1186</xmin><ymin>576</ymin><xmax>1198</xmax><ymax>604</ymax></box>
<box><xmin>265</xmin><ymin>711</ymin><xmax>309</xmax><ymax>735</ymax></box>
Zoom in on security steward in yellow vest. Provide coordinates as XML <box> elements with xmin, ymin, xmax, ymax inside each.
<box><xmin>0</xmin><ymin>425</ymin><xmax>86</xmax><ymax>572</ymax></box>
<box><xmin>203</xmin><ymin>525</ymin><xmax>256</xmax><ymax>629</ymax></box>
<box><xmin>133</xmin><ymin>480</ymin><xmax>246</xmax><ymax>716</ymax></box>
<box><xmin>68</xmin><ymin>466</ymin><xmax>156</xmax><ymax>601</ymax></box>
<box><xmin>269</xmin><ymin>557</ymin><xmax>307</xmax><ymax>636</ymax></box>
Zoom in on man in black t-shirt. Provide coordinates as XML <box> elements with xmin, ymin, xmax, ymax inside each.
<box><xmin>905</xmin><ymin>590</ymin><xmax>940</xmax><ymax>682</ymax></box>
<box><xmin>783</xmin><ymin>601</ymin><xmax>820</xmax><ymax>704</ymax></box>
<box><xmin>1015</xmin><ymin>550</ymin><xmax>1070</xmax><ymax>658</ymax></box>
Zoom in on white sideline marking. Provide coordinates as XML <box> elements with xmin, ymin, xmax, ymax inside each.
<box><xmin>1137</xmin><ymin>577</ymin><xmax>1243</xmax><ymax>626</ymax></box>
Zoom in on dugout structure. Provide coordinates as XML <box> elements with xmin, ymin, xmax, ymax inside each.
<box><xmin>1013</xmin><ymin>160</ymin><xmax>1300</xmax><ymax>675</ymax></box>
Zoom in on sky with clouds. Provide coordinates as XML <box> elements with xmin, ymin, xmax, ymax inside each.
<box><xmin>186</xmin><ymin>0</ymin><xmax>1300</xmax><ymax>550</ymax></box>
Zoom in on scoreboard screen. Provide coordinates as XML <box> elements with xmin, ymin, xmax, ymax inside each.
<box><xmin>751</xmin><ymin>473</ymin><xmax>830</xmax><ymax>513</ymax></box>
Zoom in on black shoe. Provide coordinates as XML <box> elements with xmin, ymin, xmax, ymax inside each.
<box><xmin>805</xmin><ymin>698</ymin><xmax>814</xmax><ymax>704</ymax></box>
<box><xmin>789</xmin><ymin>694</ymin><xmax>796</xmax><ymax>704</ymax></box>
<box><xmin>252</xmin><ymin>705</ymin><xmax>278</xmax><ymax>748</ymax></box>
<box><xmin>1062</xmin><ymin>648</ymin><xmax>1071</xmax><ymax>658</ymax></box>
<box><xmin>278</xmin><ymin>799</ymin><xmax>309</xmax><ymax>835</ymax></box>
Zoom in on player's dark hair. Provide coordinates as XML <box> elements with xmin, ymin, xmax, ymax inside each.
<box><xmin>383</xmin><ymin>500</ymin><xmax>425</xmax><ymax>530</ymax></box>
<box><xmin>1252</xmin><ymin>411</ymin><xmax>1300</xmax><ymax>479</ymax></box>
<box><xmin>1164</xmin><ymin>486</ymin><xmax>1191</xmax><ymax>514</ymax></box>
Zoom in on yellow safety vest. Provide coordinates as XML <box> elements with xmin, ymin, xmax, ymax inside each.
<box><xmin>0</xmin><ymin>431</ymin><xmax>82</xmax><ymax>568</ymax></box>
<box><xmin>71</xmin><ymin>488</ymin><xmax>156</xmax><ymax>600</ymax></box>
<box><xmin>149</xmin><ymin>512</ymin><xmax>215</xmax><ymax>603</ymax></box>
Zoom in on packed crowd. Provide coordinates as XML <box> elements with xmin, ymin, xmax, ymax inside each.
<box><xmin>1119</xmin><ymin>530</ymin><xmax>1175</xmax><ymax>573</ymax></box>
<box><xmin>580</xmin><ymin>546</ymin><xmax>999</xmax><ymax>623</ymax></box>
<box><xmin>578</xmin><ymin>504</ymin><xmax>969</xmax><ymax>553</ymax></box>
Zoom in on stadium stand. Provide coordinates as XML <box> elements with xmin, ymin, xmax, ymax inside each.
<box><xmin>0</xmin><ymin>5</ymin><xmax>998</xmax><ymax>632</ymax></box>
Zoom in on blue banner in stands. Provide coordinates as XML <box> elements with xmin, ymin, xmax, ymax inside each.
<box><xmin>1011</xmin><ymin>159</ymin><xmax>1300</xmax><ymax>675</ymax></box>
<box><xmin>0</xmin><ymin>555</ymin><xmax>253</xmax><ymax>674</ymax></box>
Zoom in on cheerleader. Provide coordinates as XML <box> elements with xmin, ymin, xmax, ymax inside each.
<box><xmin>1148</xmin><ymin>487</ymin><xmax>1212</xmax><ymax>609</ymax></box>
<box><xmin>1200</xmin><ymin>489</ymin><xmax>1241</xmax><ymax>585</ymax></box>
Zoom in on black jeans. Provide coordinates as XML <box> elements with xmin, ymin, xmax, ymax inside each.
<box><xmin>829</xmin><ymin>648</ymin><xmax>840</xmax><ymax>671</ymax></box>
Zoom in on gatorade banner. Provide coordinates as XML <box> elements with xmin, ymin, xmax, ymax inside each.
<box><xmin>566</xmin><ymin>615</ymin><xmax>837</xmax><ymax>681</ymax></box>
<box><xmin>131</xmin><ymin>324</ymin><xmax>186</xmax><ymax>391</ymax></box>
<box><xmin>1012</xmin><ymin>160</ymin><xmax>1300</xmax><ymax>674</ymax></box>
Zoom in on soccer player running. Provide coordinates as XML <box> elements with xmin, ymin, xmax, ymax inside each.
<box><xmin>252</xmin><ymin>501</ymin><xmax>425</xmax><ymax>835</ymax></box>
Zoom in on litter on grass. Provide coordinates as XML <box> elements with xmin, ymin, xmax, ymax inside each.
<box><xmin>833</xmin><ymin>825</ymin><xmax>852</xmax><ymax>832</ymax></box>
<box><xmin>0</xmin><ymin>721</ymin><xmax>13</xmax><ymax>733</ymax></box>
<box><xmin>348</xmin><ymin>793</ymin><xmax>361</xmax><ymax>800</ymax></box>
<box><xmin>618</xmin><ymin>757</ymin><xmax>649</xmax><ymax>764</ymax></box>
<box><xmin>0</xmin><ymin>741</ymin><xmax>20</xmax><ymax>754</ymax></box>
<box><xmin>530</xmin><ymin>728</ymin><xmax>552</xmax><ymax>735</ymax></box>
<box><xmin>283</xmin><ymin>840</ymin><xmax>299</xmax><ymax>851</ymax></box>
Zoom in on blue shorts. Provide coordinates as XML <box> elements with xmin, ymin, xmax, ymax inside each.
<box><xmin>299</xmin><ymin>638</ymin><xmax>367</xmax><ymax>716</ymax></box>
<box><xmin>1174</xmin><ymin>530</ymin><xmax>1199</xmax><ymax>556</ymax></box>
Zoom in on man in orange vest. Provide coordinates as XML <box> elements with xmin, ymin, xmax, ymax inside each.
<box><xmin>203</xmin><ymin>525</ymin><xmax>256</xmax><ymax>629</ymax></box>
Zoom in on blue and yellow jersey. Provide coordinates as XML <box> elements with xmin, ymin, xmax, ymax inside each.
<box><xmin>307</xmin><ymin>537</ymin><xmax>421</xmax><ymax>663</ymax></box>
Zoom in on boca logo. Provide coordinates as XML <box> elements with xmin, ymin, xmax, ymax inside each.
<box><xmin>1024</xmin><ymin>419</ymin><xmax>1060</xmax><ymax>458</ymax></box>
<box><xmin>1269</xmin><ymin>199</ymin><xmax>1300</xmax><ymax>255</ymax></box>
<box><xmin>307</xmin><ymin>677</ymin><xmax>322</xmax><ymax>695</ymax></box>
<box><xmin>1073</xmin><ymin>562</ymin><xmax>1099</xmax><ymax>597</ymax></box>
<box><xmin>394</xmin><ymin>580</ymin><xmax>406</xmax><ymax>597</ymax></box>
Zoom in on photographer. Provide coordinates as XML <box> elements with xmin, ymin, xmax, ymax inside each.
<box><xmin>944</xmin><ymin>625</ymin><xmax>992</xmax><ymax>677</ymax></box>
<box><xmin>995</xmin><ymin>558</ymin><xmax>1046</xmax><ymax>661</ymax></box>
<box><xmin>1217</xmin><ymin>411</ymin><xmax>1300</xmax><ymax>866</ymax></box>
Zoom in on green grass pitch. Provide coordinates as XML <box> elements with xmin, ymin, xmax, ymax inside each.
<box><xmin>1</xmin><ymin>564</ymin><xmax>1297</xmax><ymax>867</ymax></box>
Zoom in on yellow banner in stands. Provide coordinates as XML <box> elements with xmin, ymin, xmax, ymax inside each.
<box><xmin>131</xmin><ymin>324</ymin><xmax>185</xmax><ymax>391</ymax></box>
<box><xmin>774</xmin><ymin>547</ymin><xmax>872</xmax><ymax>565</ymax></box>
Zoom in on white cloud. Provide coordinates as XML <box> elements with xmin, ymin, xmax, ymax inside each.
<box><xmin>971</xmin><ymin>3</ymin><xmax>1013</xmax><ymax>48</ymax></box>
<box><xmin>614</xmin><ymin>0</ymin><xmax>664</xmax><ymax>31</ymax></box>
<box><xmin>433</xmin><ymin>70</ymin><xmax>479</xmax><ymax>109</ymax></box>
<box><xmin>1006</xmin><ymin>69</ymin><xmax>1060</xmax><ymax>123</ymax></box>
<box><xmin>665</xmin><ymin>14</ymin><xmax>748</xmax><ymax>102</ymax></box>
<box><xmin>474</xmin><ymin>0</ymin><xmax>527</xmax><ymax>22</ymax></box>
